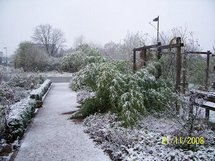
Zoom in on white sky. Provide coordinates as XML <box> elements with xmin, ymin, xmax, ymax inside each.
<box><xmin>0</xmin><ymin>0</ymin><xmax>215</xmax><ymax>56</ymax></box>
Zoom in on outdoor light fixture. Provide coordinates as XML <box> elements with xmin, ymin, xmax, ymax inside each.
<box><xmin>153</xmin><ymin>16</ymin><xmax>159</xmax><ymax>43</ymax></box>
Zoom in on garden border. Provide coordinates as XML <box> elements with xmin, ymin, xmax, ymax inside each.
<box><xmin>1</xmin><ymin>79</ymin><xmax>52</xmax><ymax>161</ymax></box>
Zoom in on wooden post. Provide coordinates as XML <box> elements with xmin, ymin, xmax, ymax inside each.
<box><xmin>157</xmin><ymin>42</ymin><xmax>162</xmax><ymax>60</ymax></box>
<box><xmin>205</xmin><ymin>108</ymin><xmax>210</xmax><ymax>120</ymax></box>
<box><xmin>143</xmin><ymin>48</ymin><xmax>147</xmax><ymax>67</ymax></box>
<box><xmin>157</xmin><ymin>42</ymin><xmax>162</xmax><ymax>79</ymax></box>
<box><xmin>205</xmin><ymin>51</ymin><xmax>210</xmax><ymax>91</ymax></box>
<box><xmin>133</xmin><ymin>50</ymin><xmax>136</xmax><ymax>72</ymax></box>
<box><xmin>140</xmin><ymin>50</ymin><xmax>144</xmax><ymax>67</ymax></box>
<box><xmin>140</xmin><ymin>49</ymin><xmax>147</xmax><ymax>67</ymax></box>
<box><xmin>175</xmin><ymin>37</ymin><xmax>182</xmax><ymax>93</ymax></box>
<box><xmin>175</xmin><ymin>37</ymin><xmax>182</xmax><ymax>114</ymax></box>
<box><xmin>182</xmin><ymin>52</ymin><xmax>187</xmax><ymax>94</ymax></box>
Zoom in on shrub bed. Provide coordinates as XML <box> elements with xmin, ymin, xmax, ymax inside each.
<box><xmin>70</xmin><ymin>61</ymin><xmax>177</xmax><ymax>127</ymax></box>
<box><xmin>6</xmin><ymin>98</ymin><xmax>37</xmax><ymax>142</ymax></box>
<box><xmin>60</xmin><ymin>45</ymin><xmax>105</xmax><ymax>72</ymax></box>
<box><xmin>84</xmin><ymin>113</ymin><xmax>215</xmax><ymax>161</ymax></box>
<box><xmin>5</xmin><ymin>79</ymin><xmax>52</xmax><ymax>142</ymax></box>
<box><xmin>30</xmin><ymin>79</ymin><xmax>52</xmax><ymax>100</ymax></box>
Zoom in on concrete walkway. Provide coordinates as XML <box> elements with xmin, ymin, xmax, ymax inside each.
<box><xmin>14</xmin><ymin>83</ymin><xmax>110</xmax><ymax>161</ymax></box>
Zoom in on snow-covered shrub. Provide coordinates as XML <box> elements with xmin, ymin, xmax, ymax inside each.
<box><xmin>0</xmin><ymin>83</ymin><xmax>14</xmax><ymax>106</ymax></box>
<box><xmin>6</xmin><ymin>98</ymin><xmax>36</xmax><ymax>142</ymax></box>
<box><xmin>7</xmin><ymin>74</ymin><xmax>45</xmax><ymax>90</ymax></box>
<box><xmin>0</xmin><ymin>66</ymin><xmax>20</xmax><ymax>82</ymax></box>
<box><xmin>0</xmin><ymin>66</ymin><xmax>49</xmax><ymax>144</ymax></box>
<box><xmin>5</xmin><ymin>80</ymin><xmax>51</xmax><ymax>142</ymax></box>
<box><xmin>60</xmin><ymin>46</ymin><xmax>105</xmax><ymax>72</ymax></box>
<box><xmin>0</xmin><ymin>67</ymin><xmax>3</xmax><ymax>83</ymax></box>
<box><xmin>134</xmin><ymin>68</ymin><xmax>176</xmax><ymax>112</ymax></box>
<box><xmin>0</xmin><ymin>106</ymin><xmax>5</xmax><ymax>139</ymax></box>
<box><xmin>76</xmin><ymin>90</ymin><xmax>95</xmax><ymax>103</ymax></box>
<box><xmin>164</xmin><ymin>93</ymin><xmax>215</xmax><ymax>150</ymax></box>
<box><xmin>71</xmin><ymin>61</ymin><xmax>130</xmax><ymax>91</ymax></box>
<box><xmin>71</xmin><ymin>61</ymin><xmax>176</xmax><ymax>127</ymax></box>
<box><xmin>44</xmin><ymin>57</ymin><xmax>62</xmax><ymax>71</ymax></box>
<box><xmin>84</xmin><ymin>113</ymin><xmax>215</xmax><ymax>161</ymax></box>
<box><xmin>70</xmin><ymin>61</ymin><xmax>130</xmax><ymax>119</ymax></box>
<box><xmin>13</xmin><ymin>41</ymin><xmax>50</xmax><ymax>72</ymax></box>
<box><xmin>30</xmin><ymin>79</ymin><xmax>52</xmax><ymax>100</ymax></box>
<box><xmin>109</xmin><ymin>73</ymin><xmax>145</xmax><ymax>127</ymax></box>
<box><xmin>70</xmin><ymin>97</ymin><xmax>102</xmax><ymax>119</ymax></box>
<box><xmin>109</xmin><ymin>67</ymin><xmax>176</xmax><ymax>127</ymax></box>
<box><xmin>70</xmin><ymin>63</ymin><xmax>99</xmax><ymax>91</ymax></box>
<box><xmin>0</xmin><ymin>68</ymin><xmax>46</xmax><ymax>107</ymax></box>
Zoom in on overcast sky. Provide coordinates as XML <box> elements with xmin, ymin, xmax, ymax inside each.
<box><xmin>0</xmin><ymin>0</ymin><xmax>215</xmax><ymax>56</ymax></box>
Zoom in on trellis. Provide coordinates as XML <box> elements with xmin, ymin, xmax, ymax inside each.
<box><xmin>133</xmin><ymin>37</ymin><xmax>213</xmax><ymax>93</ymax></box>
<box><xmin>133</xmin><ymin>37</ymin><xmax>184</xmax><ymax>94</ymax></box>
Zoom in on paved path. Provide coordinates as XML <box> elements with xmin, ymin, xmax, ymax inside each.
<box><xmin>15</xmin><ymin>83</ymin><xmax>110</xmax><ymax>161</ymax></box>
<box><xmin>47</xmin><ymin>76</ymin><xmax>73</xmax><ymax>83</ymax></box>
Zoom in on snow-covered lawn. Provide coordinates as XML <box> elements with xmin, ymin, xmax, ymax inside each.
<box><xmin>84</xmin><ymin>113</ymin><xmax>215</xmax><ymax>161</ymax></box>
<box><xmin>36</xmin><ymin>71</ymin><xmax>73</xmax><ymax>77</ymax></box>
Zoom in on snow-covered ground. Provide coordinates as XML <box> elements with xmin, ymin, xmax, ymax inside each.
<box><xmin>36</xmin><ymin>71</ymin><xmax>73</xmax><ymax>77</ymax></box>
<box><xmin>84</xmin><ymin>113</ymin><xmax>215</xmax><ymax>161</ymax></box>
<box><xmin>14</xmin><ymin>83</ymin><xmax>110</xmax><ymax>161</ymax></box>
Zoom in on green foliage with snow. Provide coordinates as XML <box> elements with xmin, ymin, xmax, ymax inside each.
<box><xmin>60</xmin><ymin>45</ymin><xmax>105</xmax><ymax>72</ymax></box>
<box><xmin>6</xmin><ymin>98</ymin><xmax>36</xmax><ymax>142</ymax></box>
<box><xmin>71</xmin><ymin>61</ymin><xmax>129</xmax><ymax>91</ymax></box>
<box><xmin>5</xmin><ymin>79</ymin><xmax>52</xmax><ymax>142</ymax></box>
<box><xmin>71</xmin><ymin>61</ymin><xmax>177</xmax><ymax>127</ymax></box>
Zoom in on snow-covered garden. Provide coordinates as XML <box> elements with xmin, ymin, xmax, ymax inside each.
<box><xmin>0</xmin><ymin>66</ymin><xmax>51</xmax><ymax>158</ymax></box>
<box><xmin>0</xmin><ymin>39</ymin><xmax>214</xmax><ymax>160</ymax></box>
<box><xmin>84</xmin><ymin>113</ymin><xmax>215</xmax><ymax>161</ymax></box>
<box><xmin>68</xmin><ymin>45</ymin><xmax>215</xmax><ymax>161</ymax></box>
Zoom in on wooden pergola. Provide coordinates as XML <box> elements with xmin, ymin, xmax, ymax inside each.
<box><xmin>184</xmin><ymin>51</ymin><xmax>212</xmax><ymax>91</ymax></box>
<box><xmin>133</xmin><ymin>37</ymin><xmax>213</xmax><ymax>93</ymax></box>
<box><xmin>133</xmin><ymin>37</ymin><xmax>184</xmax><ymax>94</ymax></box>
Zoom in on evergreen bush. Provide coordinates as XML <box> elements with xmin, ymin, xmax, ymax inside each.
<box><xmin>71</xmin><ymin>61</ymin><xmax>177</xmax><ymax>127</ymax></box>
<box><xmin>60</xmin><ymin>45</ymin><xmax>105</xmax><ymax>72</ymax></box>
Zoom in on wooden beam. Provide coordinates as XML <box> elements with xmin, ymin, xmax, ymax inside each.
<box><xmin>186</xmin><ymin>51</ymin><xmax>212</xmax><ymax>55</ymax></box>
<box><xmin>133</xmin><ymin>44</ymin><xmax>159</xmax><ymax>51</ymax></box>
<box><xmin>133</xmin><ymin>42</ymin><xmax>184</xmax><ymax>52</ymax></box>
<box><xmin>201</xmin><ymin>104</ymin><xmax>215</xmax><ymax>112</ymax></box>
<box><xmin>158</xmin><ymin>43</ymin><xmax>184</xmax><ymax>50</ymax></box>
<box><xmin>205</xmin><ymin>51</ymin><xmax>210</xmax><ymax>90</ymax></box>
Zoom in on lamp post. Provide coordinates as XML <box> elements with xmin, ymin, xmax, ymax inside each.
<box><xmin>3</xmin><ymin>47</ymin><xmax>7</xmax><ymax>66</ymax></box>
<box><xmin>153</xmin><ymin>16</ymin><xmax>159</xmax><ymax>43</ymax></box>
<box><xmin>153</xmin><ymin>16</ymin><xmax>161</xmax><ymax>78</ymax></box>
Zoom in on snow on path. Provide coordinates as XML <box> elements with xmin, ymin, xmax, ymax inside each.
<box><xmin>14</xmin><ymin>83</ymin><xmax>110</xmax><ymax>161</ymax></box>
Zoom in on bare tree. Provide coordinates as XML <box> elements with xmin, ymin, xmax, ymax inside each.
<box><xmin>32</xmin><ymin>24</ymin><xmax>66</xmax><ymax>57</ymax></box>
<box><xmin>103</xmin><ymin>41</ymin><xmax>122</xmax><ymax>60</ymax></box>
